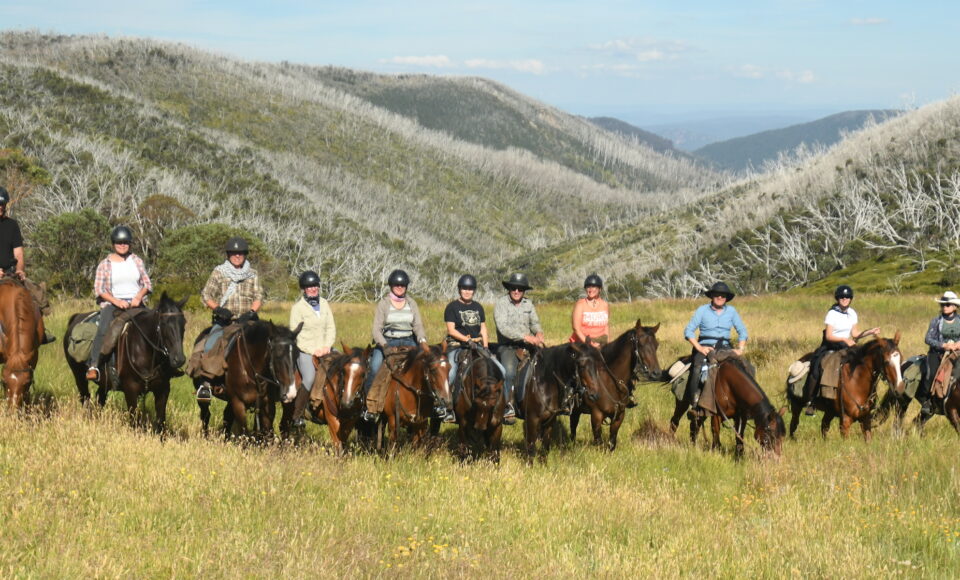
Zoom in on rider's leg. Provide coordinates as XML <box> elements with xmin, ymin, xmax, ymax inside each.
<box><xmin>919</xmin><ymin>350</ymin><xmax>941</xmax><ymax>416</ymax></box>
<box><xmin>292</xmin><ymin>351</ymin><xmax>315</xmax><ymax>424</ymax></box>
<box><xmin>499</xmin><ymin>347</ymin><xmax>518</xmax><ymax>418</ymax></box>
<box><xmin>86</xmin><ymin>304</ymin><xmax>117</xmax><ymax>380</ymax></box>
<box><xmin>684</xmin><ymin>349</ymin><xmax>706</xmax><ymax>406</ymax></box>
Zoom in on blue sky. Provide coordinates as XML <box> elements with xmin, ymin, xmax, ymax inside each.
<box><xmin>3</xmin><ymin>0</ymin><xmax>956</xmax><ymax>124</ymax></box>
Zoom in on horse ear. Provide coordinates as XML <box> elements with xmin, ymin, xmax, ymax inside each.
<box><xmin>293</xmin><ymin>322</ymin><xmax>304</xmax><ymax>337</ymax></box>
<box><xmin>341</xmin><ymin>340</ymin><xmax>350</xmax><ymax>353</ymax></box>
<box><xmin>176</xmin><ymin>295</ymin><xmax>189</xmax><ymax>309</ymax></box>
<box><xmin>778</xmin><ymin>406</ymin><xmax>787</xmax><ymax>417</ymax></box>
<box><xmin>652</xmin><ymin>322</ymin><xmax>661</xmax><ymax>333</ymax></box>
<box><xmin>893</xmin><ymin>330</ymin><xmax>901</xmax><ymax>346</ymax></box>
<box><xmin>635</xmin><ymin>318</ymin><xmax>643</xmax><ymax>329</ymax></box>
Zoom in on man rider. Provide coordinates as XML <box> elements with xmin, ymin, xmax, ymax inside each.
<box><xmin>683</xmin><ymin>282</ymin><xmax>748</xmax><ymax>407</ymax></box>
<box><xmin>493</xmin><ymin>272</ymin><xmax>544</xmax><ymax>424</ymax></box>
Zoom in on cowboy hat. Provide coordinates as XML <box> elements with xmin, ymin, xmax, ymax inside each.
<box><xmin>703</xmin><ymin>281</ymin><xmax>735</xmax><ymax>301</ymax></box>
<box><xmin>667</xmin><ymin>359</ymin><xmax>691</xmax><ymax>382</ymax></box>
<box><xmin>502</xmin><ymin>273</ymin><xmax>532</xmax><ymax>291</ymax></box>
<box><xmin>935</xmin><ymin>291</ymin><xmax>960</xmax><ymax>307</ymax></box>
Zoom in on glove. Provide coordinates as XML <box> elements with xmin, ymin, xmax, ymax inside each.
<box><xmin>237</xmin><ymin>310</ymin><xmax>258</xmax><ymax>324</ymax></box>
<box><xmin>212</xmin><ymin>307</ymin><xmax>233</xmax><ymax>325</ymax></box>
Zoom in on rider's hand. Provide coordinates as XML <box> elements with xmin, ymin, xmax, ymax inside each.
<box><xmin>15</xmin><ymin>270</ymin><xmax>25</xmax><ymax>281</ymax></box>
<box><xmin>213</xmin><ymin>306</ymin><xmax>233</xmax><ymax>321</ymax></box>
<box><xmin>116</xmin><ymin>299</ymin><xmax>130</xmax><ymax>310</ymax></box>
<box><xmin>733</xmin><ymin>348</ymin><xmax>744</xmax><ymax>356</ymax></box>
<box><xmin>131</xmin><ymin>297</ymin><xmax>142</xmax><ymax>308</ymax></box>
<box><xmin>315</xmin><ymin>347</ymin><xmax>330</xmax><ymax>357</ymax></box>
<box><xmin>698</xmin><ymin>345</ymin><xmax>713</xmax><ymax>356</ymax></box>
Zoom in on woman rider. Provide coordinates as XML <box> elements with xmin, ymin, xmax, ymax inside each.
<box><xmin>683</xmin><ymin>282</ymin><xmax>747</xmax><ymax>407</ymax></box>
<box><xmin>85</xmin><ymin>226</ymin><xmax>152</xmax><ymax>381</ymax></box>
<box><xmin>493</xmin><ymin>272</ymin><xmax>544</xmax><ymax>423</ymax></box>
<box><xmin>362</xmin><ymin>269</ymin><xmax>429</xmax><ymax>422</ymax></box>
<box><xmin>801</xmin><ymin>284</ymin><xmax>879</xmax><ymax>415</ymax></box>
<box><xmin>916</xmin><ymin>291</ymin><xmax>960</xmax><ymax>417</ymax></box>
<box><xmin>445</xmin><ymin>274</ymin><xmax>506</xmax><ymax>423</ymax></box>
<box><xmin>289</xmin><ymin>270</ymin><xmax>336</xmax><ymax>426</ymax></box>
<box><xmin>570</xmin><ymin>274</ymin><xmax>609</xmax><ymax>346</ymax></box>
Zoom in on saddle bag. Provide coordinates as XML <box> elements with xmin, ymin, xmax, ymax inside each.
<box><xmin>67</xmin><ymin>313</ymin><xmax>101</xmax><ymax>364</ymax></box>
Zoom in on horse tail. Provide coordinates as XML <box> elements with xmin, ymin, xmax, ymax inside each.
<box><xmin>873</xmin><ymin>388</ymin><xmax>899</xmax><ymax>426</ymax></box>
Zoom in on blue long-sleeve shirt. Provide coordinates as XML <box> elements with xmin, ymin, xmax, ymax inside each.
<box><xmin>684</xmin><ymin>303</ymin><xmax>748</xmax><ymax>345</ymax></box>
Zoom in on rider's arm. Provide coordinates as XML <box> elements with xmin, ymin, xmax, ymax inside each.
<box><xmin>249</xmin><ymin>275</ymin><xmax>264</xmax><ymax>313</ymax></box>
<box><xmin>446</xmin><ymin>321</ymin><xmax>471</xmax><ymax>343</ymax></box>
<box><xmin>480</xmin><ymin>321</ymin><xmax>489</xmax><ymax>349</ymax></box>
<box><xmin>851</xmin><ymin>324</ymin><xmax>880</xmax><ymax>341</ymax></box>
<box><xmin>371</xmin><ymin>299</ymin><xmax>388</xmax><ymax>347</ymax></box>
<box><xmin>318</xmin><ymin>298</ymin><xmax>335</xmax><ymax>356</ymax></box>
<box><xmin>925</xmin><ymin>317</ymin><xmax>944</xmax><ymax>350</ymax></box>
<box><xmin>824</xmin><ymin>324</ymin><xmax>855</xmax><ymax>348</ymax></box>
<box><xmin>571</xmin><ymin>299</ymin><xmax>586</xmax><ymax>342</ymax></box>
<box><xmin>684</xmin><ymin>307</ymin><xmax>707</xmax><ymax>354</ymax></box>
<box><xmin>200</xmin><ymin>270</ymin><xmax>222</xmax><ymax>311</ymax></box>
<box><xmin>731</xmin><ymin>307</ymin><xmax>747</xmax><ymax>354</ymax></box>
<box><xmin>13</xmin><ymin>246</ymin><xmax>24</xmax><ymax>278</ymax></box>
<box><xmin>408</xmin><ymin>297</ymin><xmax>428</xmax><ymax>343</ymax></box>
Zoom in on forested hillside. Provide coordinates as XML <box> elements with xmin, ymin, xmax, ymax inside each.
<box><xmin>0</xmin><ymin>31</ymin><xmax>718</xmax><ymax>301</ymax></box>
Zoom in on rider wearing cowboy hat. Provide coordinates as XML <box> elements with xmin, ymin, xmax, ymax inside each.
<box><xmin>493</xmin><ymin>272</ymin><xmax>544</xmax><ymax>423</ymax></box>
<box><xmin>683</xmin><ymin>282</ymin><xmax>748</xmax><ymax>406</ymax></box>
<box><xmin>917</xmin><ymin>290</ymin><xmax>960</xmax><ymax>417</ymax></box>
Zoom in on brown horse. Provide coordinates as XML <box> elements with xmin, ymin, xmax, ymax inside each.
<box><xmin>786</xmin><ymin>334</ymin><xmax>904</xmax><ymax>441</ymax></box>
<box><xmin>309</xmin><ymin>344</ymin><xmax>371</xmax><ymax>455</ymax></box>
<box><xmin>0</xmin><ymin>278</ymin><xmax>42</xmax><ymax>408</ymax></box>
<box><xmin>452</xmin><ymin>346</ymin><xmax>505</xmax><ymax>463</ymax></box>
<box><xmin>64</xmin><ymin>293</ymin><xmax>187</xmax><ymax>431</ymax></box>
<box><xmin>199</xmin><ymin>320</ymin><xmax>300</xmax><ymax>441</ymax></box>
<box><xmin>688</xmin><ymin>357</ymin><xmax>786</xmax><ymax>457</ymax></box>
<box><xmin>520</xmin><ymin>342</ymin><xmax>607</xmax><ymax>463</ymax></box>
<box><xmin>381</xmin><ymin>343</ymin><xmax>452</xmax><ymax>452</ymax></box>
<box><xmin>572</xmin><ymin>320</ymin><xmax>664</xmax><ymax>451</ymax></box>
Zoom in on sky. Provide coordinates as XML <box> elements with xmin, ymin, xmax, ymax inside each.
<box><xmin>2</xmin><ymin>0</ymin><xmax>957</xmax><ymax>125</ymax></box>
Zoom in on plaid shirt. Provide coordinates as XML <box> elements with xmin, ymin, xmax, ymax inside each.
<box><xmin>93</xmin><ymin>254</ymin><xmax>151</xmax><ymax>301</ymax></box>
<box><xmin>201</xmin><ymin>267</ymin><xmax>264</xmax><ymax>314</ymax></box>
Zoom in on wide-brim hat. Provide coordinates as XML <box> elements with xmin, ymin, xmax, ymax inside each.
<box><xmin>935</xmin><ymin>290</ymin><xmax>960</xmax><ymax>307</ymax></box>
<box><xmin>667</xmin><ymin>360</ymin><xmax>691</xmax><ymax>381</ymax></box>
<box><xmin>502</xmin><ymin>272</ymin><xmax>532</xmax><ymax>291</ymax></box>
<box><xmin>703</xmin><ymin>281</ymin><xmax>735</xmax><ymax>301</ymax></box>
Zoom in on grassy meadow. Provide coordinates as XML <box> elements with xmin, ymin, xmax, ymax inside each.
<box><xmin>2</xmin><ymin>293</ymin><xmax>960</xmax><ymax>577</ymax></box>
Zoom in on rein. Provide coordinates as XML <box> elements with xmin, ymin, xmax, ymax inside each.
<box><xmin>120</xmin><ymin>309</ymin><xmax>180</xmax><ymax>386</ymax></box>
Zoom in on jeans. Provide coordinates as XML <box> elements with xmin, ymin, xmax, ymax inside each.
<box><xmin>204</xmin><ymin>323</ymin><xmax>225</xmax><ymax>352</ymax></box>
<box><xmin>365</xmin><ymin>337</ymin><xmax>417</xmax><ymax>390</ymax></box>
<box><xmin>917</xmin><ymin>349</ymin><xmax>942</xmax><ymax>402</ymax></box>
<box><xmin>497</xmin><ymin>346</ymin><xmax>520</xmax><ymax>404</ymax></box>
<box><xmin>87</xmin><ymin>304</ymin><xmax>117</xmax><ymax>368</ymax></box>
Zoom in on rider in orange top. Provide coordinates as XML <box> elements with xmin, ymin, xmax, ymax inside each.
<box><xmin>570</xmin><ymin>274</ymin><xmax>609</xmax><ymax>346</ymax></box>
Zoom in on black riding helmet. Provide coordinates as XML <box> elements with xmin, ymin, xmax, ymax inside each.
<box><xmin>225</xmin><ymin>237</ymin><xmax>249</xmax><ymax>254</ymax></box>
<box><xmin>583</xmin><ymin>274</ymin><xmax>603</xmax><ymax>289</ymax></box>
<box><xmin>110</xmin><ymin>225</ymin><xmax>134</xmax><ymax>244</ymax></box>
<box><xmin>835</xmin><ymin>285</ymin><xmax>854</xmax><ymax>300</ymax></box>
<box><xmin>457</xmin><ymin>274</ymin><xmax>477</xmax><ymax>290</ymax></box>
<box><xmin>0</xmin><ymin>186</ymin><xmax>9</xmax><ymax>206</ymax></box>
<box><xmin>387</xmin><ymin>269</ymin><xmax>409</xmax><ymax>287</ymax></box>
<box><xmin>298</xmin><ymin>270</ymin><xmax>320</xmax><ymax>289</ymax></box>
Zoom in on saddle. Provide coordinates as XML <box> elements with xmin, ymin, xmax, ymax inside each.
<box><xmin>185</xmin><ymin>324</ymin><xmax>245</xmax><ymax>380</ymax></box>
<box><xmin>365</xmin><ymin>346</ymin><xmax>416</xmax><ymax>414</ymax></box>
<box><xmin>99</xmin><ymin>307</ymin><xmax>149</xmax><ymax>357</ymax></box>
<box><xmin>932</xmin><ymin>352</ymin><xmax>959</xmax><ymax>400</ymax></box>
<box><xmin>307</xmin><ymin>353</ymin><xmax>339</xmax><ymax>417</ymax></box>
<box><xmin>697</xmin><ymin>350</ymin><xmax>755</xmax><ymax>415</ymax></box>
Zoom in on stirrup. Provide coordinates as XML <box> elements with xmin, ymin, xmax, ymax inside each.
<box><xmin>361</xmin><ymin>410</ymin><xmax>379</xmax><ymax>423</ymax></box>
<box><xmin>803</xmin><ymin>402</ymin><xmax>816</xmax><ymax>416</ymax></box>
<box><xmin>196</xmin><ymin>384</ymin><xmax>212</xmax><ymax>403</ymax></box>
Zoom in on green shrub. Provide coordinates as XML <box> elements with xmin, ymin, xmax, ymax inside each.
<box><xmin>30</xmin><ymin>209</ymin><xmax>111</xmax><ymax>297</ymax></box>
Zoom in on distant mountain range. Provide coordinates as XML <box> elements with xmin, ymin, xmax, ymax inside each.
<box><xmin>586</xmin><ymin>117</ymin><xmax>688</xmax><ymax>157</ymax></box>
<box><xmin>645</xmin><ymin>115</ymin><xmax>814</xmax><ymax>151</ymax></box>
<box><xmin>693</xmin><ymin>110</ymin><xmax>902</xmax><ymax>172</ymax></box>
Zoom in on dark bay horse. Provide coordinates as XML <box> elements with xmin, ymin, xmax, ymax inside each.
<box><xmin>521</xmin><ymin>342</ymin><xmax>607</xmax><ymax>462</ymax></box>
<box><xmin>688</xmin><ymin>357</ymin><xmax>786</xmax><ymax>457</ymax></box>
<box><xmin>64</xmin><ymin>293</ymin><xmax>187</xmax><ymax>431</ymax></box>
<box><xmin>0</xmin><ymin>279</ymin><xmax>42</xmax><ymax>408</ymax></box>
<box><xmin>382</xmin><ymin>343</ymin><xmax>452</xmax><ymax>452</ymax></box>
<box><xmin>452</xmin><ymin>346</ymin><xmax>505</xmax><ymax>463</ymax></box>
<box><xmin>200</xmin><ymin>320</ymin><xmax>300</xmax><ymax>441</ymax></box>
<box><xmin>571</xmin><ymin>320</ymin><xmax>664</xmax><ymax>451</ymax></box>
<box><xmin>786</xmin><ymin>334</ymin><xmax>904</xmax><ymax>441</ymax></box>
<box><xmin>309</xmin><ymin>344</ymin><xmax>371</xmax><ymax>455</ymax></box>
<box><xmin>875</xmin><ymin>354</ymin><xmax>960</xmax><ymax>436</ymax></box>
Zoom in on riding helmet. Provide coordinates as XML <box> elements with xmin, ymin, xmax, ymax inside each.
<box><xmin>387</xmin><ymin>269</ymin><xmax>410</xmax><ymax>287</ymax></box>
<box><xmin>225</xmin><ymin>236</ymin><xmax>249</xmax><ymax>254</ymax></box>
<box><xmin>457</xmin><ymin>274</ymin><xmax>477</xmax><ymax>290</ymax></box>
<box><xmin>583</xmin><ymin>274</ymin><xmax>603</xmax><ymax>289</ymax></box>
<box><xmin>834</xmin><ymin>285</ymin><xmax>854</xmax><ymax>300</ymax></box>
<box><xmin>502</xmin><ymin>272</ymin><xmax>532</xmax><ymax>291</ymax></box>
<box><xmin>110</xmin><ymin>225</ymin><xmax>134</xmax><ymax>244</ymax></box>
<box><xmin>704</xmin><ymin>281</ymin><xmax>735</xmax><ymax>301</ymax></box>
<box><xmin>0</xmin><ymin>186</ymin><xmax>8</xmax><ymax>206</ymax></box>
<box><xmin>298</xmin><ymin>270</ymin><xmax>321</xmax><ymax>289</ymax></box>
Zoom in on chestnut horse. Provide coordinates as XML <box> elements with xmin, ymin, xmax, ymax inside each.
<box><xmin>786</xmin><ymin>334</ymin><xmax>904</xmax><ymax>441</ymax></box>
<box><xmin>571</xmin><ymin>320</ymin><xmax>664</xmax><ymax>451</ymax></box>
<box><xmin>452</xmin><ymin>346</ymin><xmax>505</xmax><ymax>463</ymax></box>
<box><xmin>521</xmin><ymin>342</ymin><xmax>607</xmax><ymax>463</ymax></box>
<box><xmin>688</xmin><ymin>357</ymin><xmax>786</xmax><ymax>457</ymax></box>
<box><xmin>0</xmin><ymin>278</ymin><xmax>42</xmax><ymax>408</ymax></box>
<box><xmin>381</xmin><ymin>343</ymin><xmax>453</xmax><ymax>451</ymax></box>
<box><xmin>65</xmin><ymin>293</ymin><xmax>187</xmax><ymax>432</ymax></box>
<box><xmin>309</xmin><ymin>344</ymin><xmax>371</xmax><ymax>455</ymax></box>
<box><xmin>199</xmin><ymin>320</ymin><xmax>300</xmax><ymax>441</ymax></box>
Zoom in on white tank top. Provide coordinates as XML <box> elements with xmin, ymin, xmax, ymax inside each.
<box><xmin>110</xmin><ymin>257</ymin><xmax>140</xmax><ymax>300</ymax></box>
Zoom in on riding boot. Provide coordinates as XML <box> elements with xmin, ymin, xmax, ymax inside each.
<box><xmin>292</xmin><ymin>387</ymin><xmax>310</xmax><ymax>428</ymax></box>
<box><xmin>919</xmin><ymin>395</ymin><xmax>933</xmax><ymax>417</ymax></box>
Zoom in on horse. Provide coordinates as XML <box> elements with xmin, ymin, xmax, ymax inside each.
<box><xmin>786</xmin><ymin>333</ymin><xmax>905</xmax><ymax>441</ymax></box>
<box><xmin>381</xmin><ymin>343</ymin><xmax>452</xmax><ymax>452</ymax></box>
<box><xmin>687</xmin><ymin>356</ymin><xmax>786</xmax><ymax>457</ymax></box>
<box><xmin>0</xmin><ymin>278</ymin><xmax>42</xmax><ymax>409</ymax></box>
<box><xmin>571</xmin><ymin>320</ymin><xmax>664</xmax><ymax>451</ymax></box>
<box><xmin>64</xmin><ymin>293</ymin><xmax>187</xmax><ymax>432</ymax></box>
<box><xmin>308</xmin><ymin>344</ymin><xmax>371</xmax><ymax>455</ymax></box>
<box><xmin>452</xmin><ymin>345</ymin><xmax>505</xmax><ymax>463</ymax></box>
<box><xmin>198</xmin><ymin>320</ymin><xmax>300</xmax><ymax>441</ymax></box>
<box><xmin>520</xmin><ymin>342</ymin><xmax>607</xmax><ymax>463</ymax></box>
<box><xmin>875</xmin><ymin>354</ymin><xmax>960</xmax><ymax>436</ymax></box>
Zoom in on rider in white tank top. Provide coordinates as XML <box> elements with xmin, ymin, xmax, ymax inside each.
<box><xmin>110</xmin><ymin>257</ymin><xmax>141</xmax><ymax>301</ymax></box>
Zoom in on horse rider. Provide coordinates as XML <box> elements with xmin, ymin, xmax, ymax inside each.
<box><xmin>195</xmin><ymin>236</ymin><xmax>263</xmax><ymax>402</ymax></box>
<box><xmin>0</xmin><ymin>186</ymin><xmax>55</xmax><ymax>345</ymax></box>
<box><xmin>289</xmin><ymin>270</ymin><xmax>336</xmax><ymax>427</ymax></box>
<box><xmin>362</xmin><ymin>269</ymin><xmax>429</xmax><ymax>422</ymax></box>
<box><xmin>85</xmin><ymin>226</ymin><xmax>153</xmax><ymax>381</ymax></box>
<box><xmin>445</xmin><ymin>274</ymin><xmax>506</xmax><ymax>422</ymax></box>
<box><xmin>800</xmin><ymin>284</ymin><xmax>879</xmax><ymax>415</ymax></box>
<box><xmin>916</xmin><ymin>291</ymin><xmax>960</xmax><ymax>417</ymax></box>
<box><xmin>683</xmin><ymin>281</ymin><xmax>748</xmax><ymax>407</ymax></box>
<box><xmin>493</xmin><ymin>272</ymin><xmax>544</xmax><ymax>423</ymax></box>
<box><xmin>570</xmin><ymin>274</ymin><xmax>609</xmax><ymax>346</ymax></box>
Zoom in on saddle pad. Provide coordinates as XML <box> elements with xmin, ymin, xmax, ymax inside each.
<box><xmin>818</xmin><ymin>384</ymin><xmax>837</xmax><ymax>400</ymax></box>
<box><xmin>932</xmin><ymin>353</ymin><xmax>958</xmax><ymax>399</ymax></box>
<box><xmin>901</xmin><ymin>355</ymin><xmax>925</xmax><ymax>400</ymax></box>
<box><xmin>819</xmin><ymin>351</ymin><xmax>843</xmax><ymax>388</ymax></box>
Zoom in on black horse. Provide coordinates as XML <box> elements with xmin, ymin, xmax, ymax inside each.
<box><xmin>64</xmin><ymin>292</ymin><xmax>188</xmax><ymax>433</ymax></box>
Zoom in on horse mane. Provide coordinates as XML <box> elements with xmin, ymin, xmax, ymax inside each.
<box><xmin>843</xmin><ymin>338</ymin><xmax>885</xmax><ymax>368</ymax></box>
<box><xmin>242</xmin><ymin>320</ymin><xmax>272</xmax><ymax>343</ymax></box>
<box><xmin>725</xmin><ymin>357</ymin><xmax>776</xmax><ymax>417</ymax></box>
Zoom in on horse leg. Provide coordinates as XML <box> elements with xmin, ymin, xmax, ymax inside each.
<box><xmin>524</xmin><ymin>415</ymin><xmax>539</xmax><ymax>464</ymax></box>
<box><xmin>820</xmin><ymin>411</ymin><xmax>833</xmax><ymax>439</ymax></box>
<box><xmin>860</xmin><ymin>413</ymin><xmax>873</xmax><ymax>442</ymax></box>
<box><xmin>489</xmin><ymin>423</ymin><xmax>503</xmax><ymax>465</ymax></box>
<box><xmin>569</xmin><ymin>410</ymin><xmax>580</xmax><ymax>445</ymax></box>
<box><xmin>839</xmin><ymin>412</ymin><xmax>853</xmax><ymax>439</ymax></box>
<box><xmin>153</xmin><ymin>383</ymin><xmax>170</xmax><ymax>436</ymax></box>
<box><xmin>199</xmin><ymin>401</ymin><xmax>212</xmax><ymax>437</ymax></box>
<box><xmin>788</xmin><ymin>399</ymin><xmax>802</xmax><ymax>439</ymax></box>
<box><xmin>710</xmin><ymin>416</ymin><xmax>722</xmax><ymax>451</ymax></box>
<box><xmin>122</xmin><ymin>385</ymin><xmax>141</xmax><ymax>429</ymax></box>
<box><xmin>327</xmin><ymin>415</ymin><xmax>344</xmax><ymax>456</ymax></box>
<box><xmin>734</xmin><ymin>416</ymin><xmax>745</xmax><ymax>459</ymax></box>
<box><xmin>261</xmin><ymin>399</ymin><xmax>276</xmax><ymax>443</ymax></box>
<box><xmin>539</xmin><ymin>418</ymin><xmax>553</xmax><ymax>463</ymax></box>
<box><xmin>221</xmin><ymin>404</ymin><xmax>234</xmax><ymax>440</ymax></box>
<box><xmin>669</xmin><ymin>399</ymin><xmax>688</xmax><ymax>434</ymax></box>
<box><xmin>608</xmin><ymin>409</ymin><xmax>625</xmax><ymax>452</ymax></box>
<box><xmin>590</xmin><ymin>408</ymin><xmax>604</xmax><ymax>447</ymax></box>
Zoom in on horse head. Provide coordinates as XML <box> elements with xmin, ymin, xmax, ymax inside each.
<box><xmin>157</xmin><ymin>292</ymin><xmax>188</xmax><ymax>370</ymax></box>
<box><xmin>338</xmin><ymin>343</ymin><xmax>371</xmax><ymax>409</ymax></box>
<box><xmin>877</xmin><ymin>331</ymin><xmax>905</xmax><ymax>395</ymax></box>
<box><xmin>270</xmin><ymin>322</ymin><xmax>301</xmax><ymax>401</ymax></box>
<box><xmin>422</xmin><ymin>343</ymin><xmax>453</xmax><ymax>415</ymax></box>
<box><xmin>569</xmin><ymin>342</ymin><xmax>606</xmax><ymax>400</ymax></box>
<box><xmin>754</xmin><ymin>406</ymin><xmax>787</xmax><ymax>457</ymax></box>
<box><xmin>633</xmin><ymin>319</ymin><xmax>664</xmax><ymax>381</ymax></box>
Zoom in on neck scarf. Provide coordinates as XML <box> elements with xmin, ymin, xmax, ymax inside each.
<box><xmin>390</xmin><ymin>290</ymin><xmax>406</xmax><ymax>302</ymax></box>
<box><xmin>215</xmin><ymin>259</ymin><xmax>254</xmax><ymax>306</ymax></box>
<box><xmin>304</xmin><ymin>292</ymin><xmax>320</xmax><ymax>309</ymax></box>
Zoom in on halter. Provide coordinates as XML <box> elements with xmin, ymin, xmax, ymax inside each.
<box><xmin>118</xmin><ymin>309</ymin><xmax>184</xmax><ymax>386</ymax></box>
<box><xmin>390</xmin><ymin>350</ymin><xmax>450</xmax><ymax>423</ymax></box>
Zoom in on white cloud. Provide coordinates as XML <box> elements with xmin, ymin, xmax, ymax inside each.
<box><xmin>733</xmin><ymin>65</ymin><xmax>814</xmax><ymax>84</ymax></box>
<box><xmin>464</xmin><ymin>58</ymin><xmax>546</xmax><ymax>75</ymax></box>
<box><xmin>734</xmin><ymin>64</ymin><xmax>765</xmax><ymax>79</ymax></box>
<box><xmin>379</xmin><ymin>55</ymin><xmax>453</xmax><ymax>68</ymax></box>
<box><xmin>587</xmin><ymin>37</ymin><xmax>688</xmax><ymax>62</ymax></box>
<box><xmin>850</xmin><ymin>17</ymin><xmax>888</xmax><ymax>26</ymax></box>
